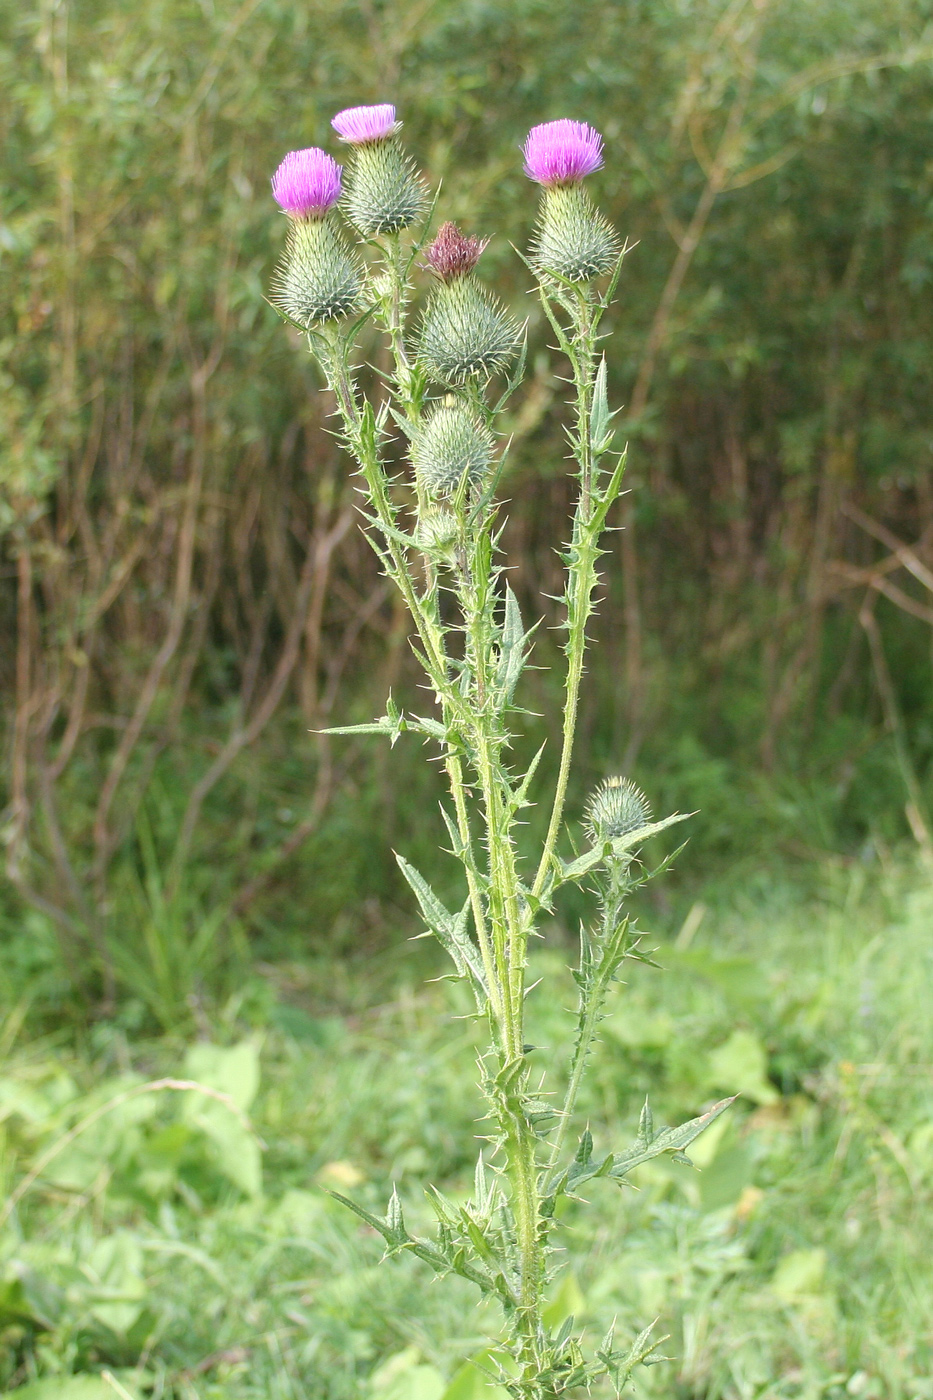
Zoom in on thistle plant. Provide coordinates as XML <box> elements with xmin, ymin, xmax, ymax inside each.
<box><xmin>269</xmin><ymin>107</ymin><xmax>731</xmax><ymax>1398</ymax></box>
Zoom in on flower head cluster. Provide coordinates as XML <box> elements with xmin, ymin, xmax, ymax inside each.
<box><xmin>272</xmin><ymin>148</ymin><xmax>342</xmax><ymax>219</ymax></box>
<box><xmin>267</xmin><ymin>107</ymin><xmax>616</xmax><ymax>332</ymax></box>
<box><xmin>424</xmin><ymin>222</ymin><xmax>489</xmax><ymax>281</ymax></box>
<box><xmin>332</xmin><ymin>104</ymin><xmax>399</xmax><ymax>144</ymax></box>
<box><xmin>523</xmin><ymin>120</ymin><xmax>604</xmax><ymax>187</ymax></box>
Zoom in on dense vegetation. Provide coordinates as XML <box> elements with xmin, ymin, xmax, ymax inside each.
<box><xmin>1</xmin><ymin>0</ymin><xmax>933</xmax><ymax>1393</ymax></box>
<box><xmin>1</xmin><ymin>864</ymin><xmax>931</xmax><ymax>1397</ymax></box>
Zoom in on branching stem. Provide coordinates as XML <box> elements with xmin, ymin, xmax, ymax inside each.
<box><xmin>287</xmin><ymin>186</ymin><xmax>697</xmax><ymax>1400</ymax></box>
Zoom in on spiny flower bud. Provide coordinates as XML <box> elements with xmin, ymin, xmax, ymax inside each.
<box><xmin>531</xmin><ymin>184</ymin><xmax>619</xmax><ymax>283</ymax></box>
<box><xmin>411</xmin><ymin>402</ymin><xmax>494</xmax><ymax>498</ymax></box>
<box><xmin>584</xmin><ymin>776</ymin><xmax>651</xmax><ymax>847</ymax></box>
<box><xmin>270</xmin><ymin>218</ymin><xmax>362</xmax><ymax>328</ymax></box>
<box><xmin>418</xmin><ymin>277</ymin><xmax>520</xmax><ymax>387</ymax></box>
<box><xmin>424</xmin><ymin>222</ymin><xmax>488</xmax><ymax>281</ymax></box>
<box><xmin>332</xmin><ymin>104</ymin><xmax>427</xmax><ymax>235</ymax></box>
<box><xmin>416</xmin><ymin>506</ymin><xmax>460</xmax><ymax>563</ymax></box>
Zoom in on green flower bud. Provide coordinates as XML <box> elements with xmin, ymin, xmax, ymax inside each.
<box><xmin>416</xmin><ymin>506</ymin><xmax>460</xmax><ymax>564</ymax></box>
<box><xmin>270</xmin><ymin>217</ymin><xmax>362</xmax><ymax>327</ymax></box>
<box><xmin>584</xmin><ymin>776</ymin><xmax>651</xmax><ymax>846</ymax></box>
<box><xmin>532</xmin><ymin>184</ymin><xmax>619</xmax><ymax>283</ymax></box>
<box><xmin>418</xmin><ymin>277</ymin><xmax>520</xmax><ymax>387</ymax></box>
<box><xmin>412</xmin><ymin>402</ymin><xmax>494</xmax><ymax>498</ymax></box>
<box><xmin>343</xmin><ymin>140</ymin><xmax>428</xmax><ymax>236</ymax></box>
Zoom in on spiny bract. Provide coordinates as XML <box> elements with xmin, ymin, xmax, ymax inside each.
<box><xmin>343</xmin><ymin>141</ymin><xmax>428</xmax><ymax>236</ymax></box>
<box><xmin>532</xmin><ymin>185</ymin><xmax>619</xmax><ymax>283</ymax></box>
<box><xmin>270</xmin><ymin>219</ymin><xmax>361</xmax><ymax>326</ymax></box>
<box><xmin>418</xmin><ymin>277</ymin><xmax>520</xmax><ymax>386</ymax></box>
<box><xmin>412</xmin><ymin>403</ymin><xmax>495</xmax><ymax>498</ymax></box>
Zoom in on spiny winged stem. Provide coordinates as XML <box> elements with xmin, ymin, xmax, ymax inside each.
<box><xmin>272</xmin><ymin>113</ymin><xmax>724</xmax><ymax>1400</ymax></box>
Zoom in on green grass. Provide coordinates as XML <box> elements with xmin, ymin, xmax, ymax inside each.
<box><xmin>1</xmin><ymin>855</ymin><xmax>932</xmax><ymax>1399</ymax></box>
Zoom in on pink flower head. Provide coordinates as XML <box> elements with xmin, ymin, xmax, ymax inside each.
<box><xmin>522</xmin><ymin>120</ymin><xmax>604</xmax><ymax>186</ymax></box>
<box><xmin>272</xmin><ymin>148</ymin><xmax>342</xmax><ymax>218</ymax></box>
<box><xmin>331</xmin><ymin>104</ymin><xmax>399</xmax><ymax>144</ymax></box>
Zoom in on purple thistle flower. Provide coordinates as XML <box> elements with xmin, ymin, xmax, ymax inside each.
<box><xmin>272</xmin><ymin>148</ymin><xmax>342</xmax><ymax>218</ymax></box>
<box><xmin>331</xmin><ymin>104</ymin><xmax>399</xmax><ymax>144</ymax></box>
<box><xmin>522</xmin><ymin>120</ymin><xmax>604</xmax><ymax>186</ymax></box>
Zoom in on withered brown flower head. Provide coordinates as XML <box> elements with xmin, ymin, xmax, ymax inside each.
<box><xmin>424</xmin><ymin>221</ymin><xmax>489</xmax><ymax>280</ymax></box>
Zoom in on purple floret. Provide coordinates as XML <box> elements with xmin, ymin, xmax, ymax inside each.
<box><xmin>522</xmin><ymin>120</ymin><xmax>604</xmax><ymax>186</ymax></box>
<box><xmin>331</xmin><ymin>104</ymin><xmax>399</xmax><ymax>144</ymax></box>
<box><xmin>272</xmin><ymin>148</ymin><xmax>342</xmax><ymax>218</ymax></box>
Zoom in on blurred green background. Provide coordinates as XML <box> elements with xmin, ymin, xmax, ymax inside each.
<box><xmin>1</xmin><ymin>0</ymin><xmax>932</xmax><ymax>1394</ymax></box>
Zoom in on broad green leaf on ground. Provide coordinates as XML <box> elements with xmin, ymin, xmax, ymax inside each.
<box><xmin>182</xmin><ymin>1041</ymin><xmax>262</xmax><ymax>1195</ymax></box>
<box><xmin>369</xmin><ymin>1348</ymin><xmax>445</xmax><ymax>1400</ymax></box>
<box><xmin>771</xmin><ymin>1248</ymin><xmax>827</xmax><ymax>1301</ymax></box>
<box><xmin>441</xmin><ymin>1350</ymin><xmax>511</xmax><ymax>1400</ymax></box>
<box><xmin>707</xmin><ymin>1029</ymin><xmax>779</xmax><ymax>1105</ymax></box>
<box><xmin>84</xmin><ymin>1232</ymin><xmax>147</xmax><ymax>1335</ymax></box>
<box><xmin>542</xmin><ymin>1270</ymin><xmax>586</xmax><ymax>1328</ymax></box>
<box><xmin>12</xmin><ymin>1378</ymin><xmax>141</xmax><ymax>1400</ymax></box>
<box><xmin>184</xmin><ymin>1041</ymin><xmax>260</xmax><ymax>1111</ymax></box>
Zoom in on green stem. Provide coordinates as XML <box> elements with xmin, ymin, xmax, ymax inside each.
<box><xmin>532</xmin><ymin>574</ymin><xmax>586</xmax><ymax>901</ymax></box>
<box><xmin>456</xmin><ymin>528</ymin><xmax>542</xmax><ymax>1329</ymax></box>
<box><xmin>531</xmin><ymin>296</ymin><xmax>599</xmax><ymax>900</ymax></box>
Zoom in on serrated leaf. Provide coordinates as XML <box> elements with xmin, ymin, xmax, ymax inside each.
<box><xmin>509</xmin><ymin>743</ymin><xmax>546</xmax><ymax>815</ymax></box>
<box><xmin>409</xmin><ymin>714</ymin><xmax>450</xmax><ymax>743</ymax></box>
<box><xmin>598</xmin><ymin>1317</ymin><xmax>668</xmax><ymax>1393</ymax></box>
<box><xmin>319</xmin><ymin>718</ymin><xmax>399</xmax><ymax>737</ymax></box>
<box><xmin>358</xmin><ymin>509</ymin><xmax>418</xmax><ymax>551</ymax></box>
<box><xmin>547</xmin><ymin>1097</ymin><xmax>735</xmax><ymax>1209</ymax></box>
<box><xmin>608</xmin><ymin>811</ymin><xmax>693</xmax><ymax>859</ymax></box>
<box><xmin>609</xmin><ymin>1096</ymin><xmax>736</xmax><ymax>1179</ymax></box>
<box><xmin>590</xmin><ymin>448</ymin><xmax>627</xmax><ymax>529</ymax></box>
<box><xmin>494</xmin><ymin>1055</ymin><xmax>526</xmax><ymax>1096</ymax></box>
<box><xmin>494</xmin><ymin>585</ymin><xmax>538</xmax><ymax>707</ymax></box>
<box><xmin>473</xmin><ymin>1154</ymin><xmax>489</xmax><ymax>1210</ymax></box>
<box><xmin>559</xmin><ymin>811</ymin><xmax>693</xmax><ymax>886</ymax></box>
<box><xmin>396</xmin><ymin>856</ymin><xmax>488</xmax><ymax>1005</ymax></box>
<box><xmin>325</xmin><ymin>1189</ymin><xmax>400</xmax><ymax>1242</ymax></box>
<box><xmin>590</xmin><ymin>355</ymin><xmax>617</xmax><ymax>454</ymax></box>
<box><xmin>564</xmin><ymin>1143</ymin><xmax>614</xmax><ymax>1195</ymax></box>
<box><xmin>575</xmin><ymin>1128</ymin><xmax>594</xmax><ymax>1166</ymax></box>
<box><xmin>319</xmin><ymin>699</ymin><xmax>406</xmax><ymax>745</ymax></box>
<box><xmin>559</xmin><ymin>845</ymin><xmax>610</xmax><ymax>884</ymax></box>
<box><xmin>387</xmin><ymin>1186</ymin><xmax>404</xmax><ymax>1235</ymax></box>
